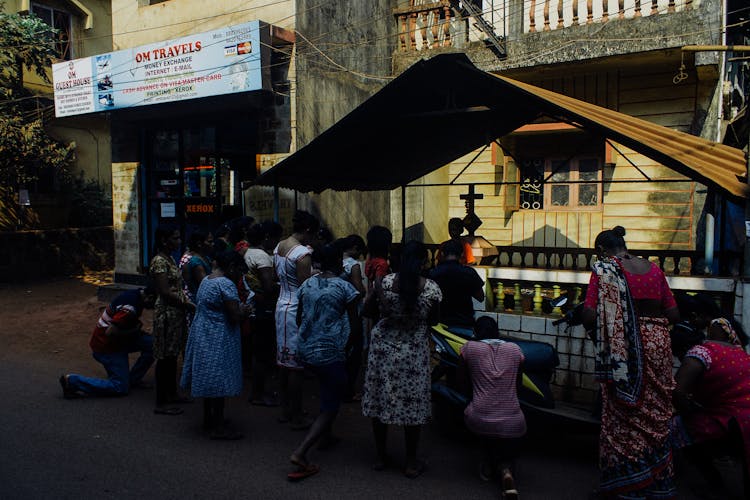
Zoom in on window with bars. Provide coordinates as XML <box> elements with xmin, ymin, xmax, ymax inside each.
<box><xmin>30</xmin><ymin>3</ymin><xmax>73</xmax><ymax>60</ymax></box>
<box><xmin>516</xmin><ymin>157</ymin><xmax>601</xmax><ymax>211</ymax></box>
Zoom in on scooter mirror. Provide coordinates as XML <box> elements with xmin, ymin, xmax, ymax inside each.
<box><xmin>549</xmin><ymin>295</ymin><xmax>568</xmax><ymax>308</ymax></box>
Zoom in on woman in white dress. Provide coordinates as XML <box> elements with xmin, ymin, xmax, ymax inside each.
<box><xmin>274</xmin><ymin>210</ymin><xmax>319</xmax><ymax>429</ymax></box>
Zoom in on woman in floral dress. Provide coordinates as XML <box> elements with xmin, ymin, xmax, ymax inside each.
<box><xmin>582</xmin><ymin>226</ymin><xmax>679</xmax><ymax>499</ymax></box>
<box><xmin>150</xmin><ymin>227</ymin><xmax>194</xmax><ymax>416</ymax></box>
<box><xmin>362</xmin><ymin>240</ymin><xmax>442</xmax><ymax>479</ymax></box>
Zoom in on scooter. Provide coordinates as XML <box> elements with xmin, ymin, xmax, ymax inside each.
<box><xmin>430</xmin><ymin>297</ymin><xmax>600</xmax><ymax>433</ymax></box>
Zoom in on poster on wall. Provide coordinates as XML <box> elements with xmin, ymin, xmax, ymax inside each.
<box><xmin>52</xmin><ymin>58</ymin><xmax>95</xmax><ymax>117</ymax></box>
<box><xmin>53</xmin><ymin>20</ymin><xmax>265</xmax><ymax>117</ymax></box>
<box><xmin>244</xmin><ymin>186</ymin><xmax>295</xmax><ymax>230</ymax></box>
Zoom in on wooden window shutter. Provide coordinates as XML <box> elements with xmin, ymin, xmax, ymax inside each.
<box><xmin>503</xmin><ymin>156</ymin><xmax>520</xmax><ymax>211</ymax></box>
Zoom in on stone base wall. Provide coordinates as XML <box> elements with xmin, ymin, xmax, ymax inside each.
<box><xmin>476</xmin><ymin>310</ymin><xmax>597</xmax><ymax>404</ymax></box>
<box><xmin>0</xmin><ymin>227</ymin><xmax>113</xmax><ymax>282</ymax></box>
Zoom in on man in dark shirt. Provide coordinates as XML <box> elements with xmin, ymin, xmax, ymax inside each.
<box><xmin>429</xmin><ymin>239</ymin><xmax>485</xmax><ymax>328</ymax></box>
<box><xmin>59</xmin><ymin>287</ymin><xmax>156</xmax><ymax>398</ymax></box>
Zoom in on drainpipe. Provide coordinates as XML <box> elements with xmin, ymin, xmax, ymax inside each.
<box><xmin>704</xmin><ymin>207</ymin><xmax>715</xmax><ymax>275</ymax></box>
<box><xmin>704</xmin><ymin>5</ymin><xmax>729</xmax><ymax>275</ymax></box>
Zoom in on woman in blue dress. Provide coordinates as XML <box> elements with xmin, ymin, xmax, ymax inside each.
<box><xmin>181</xmin><ymin>250</ymin><xmax>252</xmax><ymax>440</ymax></box>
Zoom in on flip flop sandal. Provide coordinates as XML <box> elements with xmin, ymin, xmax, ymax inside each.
<box><xmin>502</xmin><ymin>472</ymin><xmax>519</xmax><ymax>500</ymax></box>
<box><xmin>287</xmin><ymin>464</ymin><xmax>319</xmax><ymax>482</ymax></box>
<box><xmin>502</xmin><ymin>490</ymin><xmax>519</xmax><ymax>500</ymax></box>
<box><xmin>153</xmin><ymin>407</ymin><xmax>184</xmax><ymax>416</ymax></box>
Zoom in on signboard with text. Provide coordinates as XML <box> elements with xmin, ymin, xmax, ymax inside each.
<box><xmin>53</xmin><ymin>20</ymin><xmax>265</xmax><ymax>117</ymax></box>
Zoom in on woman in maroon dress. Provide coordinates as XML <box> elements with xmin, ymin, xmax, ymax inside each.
<box><xmin>582</xmin><ymin>226</ymin><xmax>679</xmax><ymax>499</ymax></box>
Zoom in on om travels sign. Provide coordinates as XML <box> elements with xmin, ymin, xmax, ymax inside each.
<box><xmin>52</xmin><ymin>20</ymin><xmax>265</xmax><ymax>117</ymax></box>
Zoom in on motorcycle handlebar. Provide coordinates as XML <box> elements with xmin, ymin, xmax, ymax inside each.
<box><xmin>551</xmin><ymin>303</ymin><xmax>585</xmax><ymax>327</ymax></box>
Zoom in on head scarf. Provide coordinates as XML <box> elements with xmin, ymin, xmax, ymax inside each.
<box><xmin>711</xmin><ymin>317</ymin><xmax>741</xmax><ymax>346</ymax></box>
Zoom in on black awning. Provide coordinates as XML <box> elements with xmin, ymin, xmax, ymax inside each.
<box><xmin>256</xmin><ymin>53</ymin><xmax>747</xmax><ymax>199</ymax></box>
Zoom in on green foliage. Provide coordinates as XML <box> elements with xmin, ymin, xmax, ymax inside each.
<box><xmin>0</xmin><ymin>3</ymin><xmax>76</xmax><ymax>230</ymax></box>
<box><xmin>62</xmin><ymin>172</ymin><xmax>113</xmax><ymax>228</ymax></box>
<box><xmin>0</xmin><ymin>3</ymin><xmax>59</xmax><ymax>93</ymax></box>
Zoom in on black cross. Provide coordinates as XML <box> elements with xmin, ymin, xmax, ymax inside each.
<box><xmin>460</xmin><ymin>184</ymin><xmax>484</xmax><ymax>236</ymax></box>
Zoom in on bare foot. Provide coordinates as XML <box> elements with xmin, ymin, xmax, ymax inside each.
<box><xmin>290</xmin><ymin>452</ymin><xmax>308</xmax><ymax>468</ymax></box>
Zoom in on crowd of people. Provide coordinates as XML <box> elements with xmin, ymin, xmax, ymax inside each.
<box><xmin>58</xmin><ymin>216</ymin><xmax>750</xmax><ymax>498</ymax></box>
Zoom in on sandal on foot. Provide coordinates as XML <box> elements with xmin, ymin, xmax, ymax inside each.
<box><xmin>153</xmin><ymin>407</ymin><xmax>183</xmax><ymax>416</ymax></box>
<box><xmin>287</xmin><ymin>464</ymin><xmax>319</xmax><ymax>482</ymax></box>
<box><xmin>502</xmin><ymin>471</ymin><xmax>518</xmax><ymax>500</ymax></box>
<box><xmin>404</xmin><ymin>460</ymin><xmax>426</xmax><ymax>479</ymax></box>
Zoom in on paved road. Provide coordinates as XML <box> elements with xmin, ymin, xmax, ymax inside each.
<box><xmin>0</xmin><ymin>279</ymin><xmax>725</xmax><ymax>499</ymax></box>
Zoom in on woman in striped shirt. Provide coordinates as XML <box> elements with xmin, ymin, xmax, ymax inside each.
<box><xmin>459</xmin><ymin>316</ymin><xmax>525</xmax><ymax>499</ymax></box>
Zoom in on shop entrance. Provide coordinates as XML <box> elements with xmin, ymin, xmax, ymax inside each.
<box><xmin>142</xmin><ymin>126</ymin><xmax>250</xmax><ymax>267</ymax></box>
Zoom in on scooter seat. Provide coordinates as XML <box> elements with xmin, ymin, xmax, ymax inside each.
<box><xmin>442</xmin><ymin>325</ymin><xmax>475</xmax><ymax>339</ymax></box>
<box><xmin>499</xmin><ymin>336</ymin><xmax>559</xmax><ymax>372</ymax></box>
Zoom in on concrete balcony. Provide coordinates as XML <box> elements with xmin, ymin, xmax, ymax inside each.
<box><xmin>392</xmin><ymin>0</ymin><xmax>722</xmax><ymax>73</ymax></box>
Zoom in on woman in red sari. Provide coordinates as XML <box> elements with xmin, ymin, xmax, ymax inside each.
<box><xmin>582</xmin><ymin>226</ymin><xmax>680</xmax><ymax>499</ymax></box>
<box><xmin>672</xmin><ymin>317</ymin><xmax>750</xmax><ymax>496</ymax></box>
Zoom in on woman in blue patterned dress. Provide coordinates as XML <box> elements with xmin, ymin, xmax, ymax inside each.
<box><xmin>287</xmin><ymin>243</ymin><xmax>360</xmax><ymax>480</ymax></box>
<box><xmin>181</xmin><ymin>250</ymin><xmax>252</xmax><ymax>440</ymax></box>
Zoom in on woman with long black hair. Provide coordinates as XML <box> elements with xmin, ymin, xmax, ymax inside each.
<box><xmin>361</xmin><ymin>240</ymin><xmax>442</xmax><ymax>478</ymax></box>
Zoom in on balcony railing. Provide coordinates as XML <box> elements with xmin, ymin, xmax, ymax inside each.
<box><xmin>393</xmin><ymin>0</ymin><xmax>697</xmax><ymax>52</ymax></box>
<box><xmin>523</xmin><ymin>0</ymin><xmax>693</xmax><ymax>33</ymax></box>
<box><xmin>420</xmin><ymin>244</ymin><xmax>732</xmax><ymax>275</ymax></box>
<box><xmin>406</xmin><ymin>243</ymin><xmax>740</xmax><ymax>317</ymax></box>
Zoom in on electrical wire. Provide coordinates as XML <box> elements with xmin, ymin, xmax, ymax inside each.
<box><xmin>6</xmin><ymin>1</ymin><xmax>743</xmax><ymax>107</ymax></box>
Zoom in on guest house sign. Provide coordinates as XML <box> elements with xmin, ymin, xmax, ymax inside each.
<box><xmin>52</xmin><ymin>20</ymin><xmax>265</xmax><ymax>117</ymax></box>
